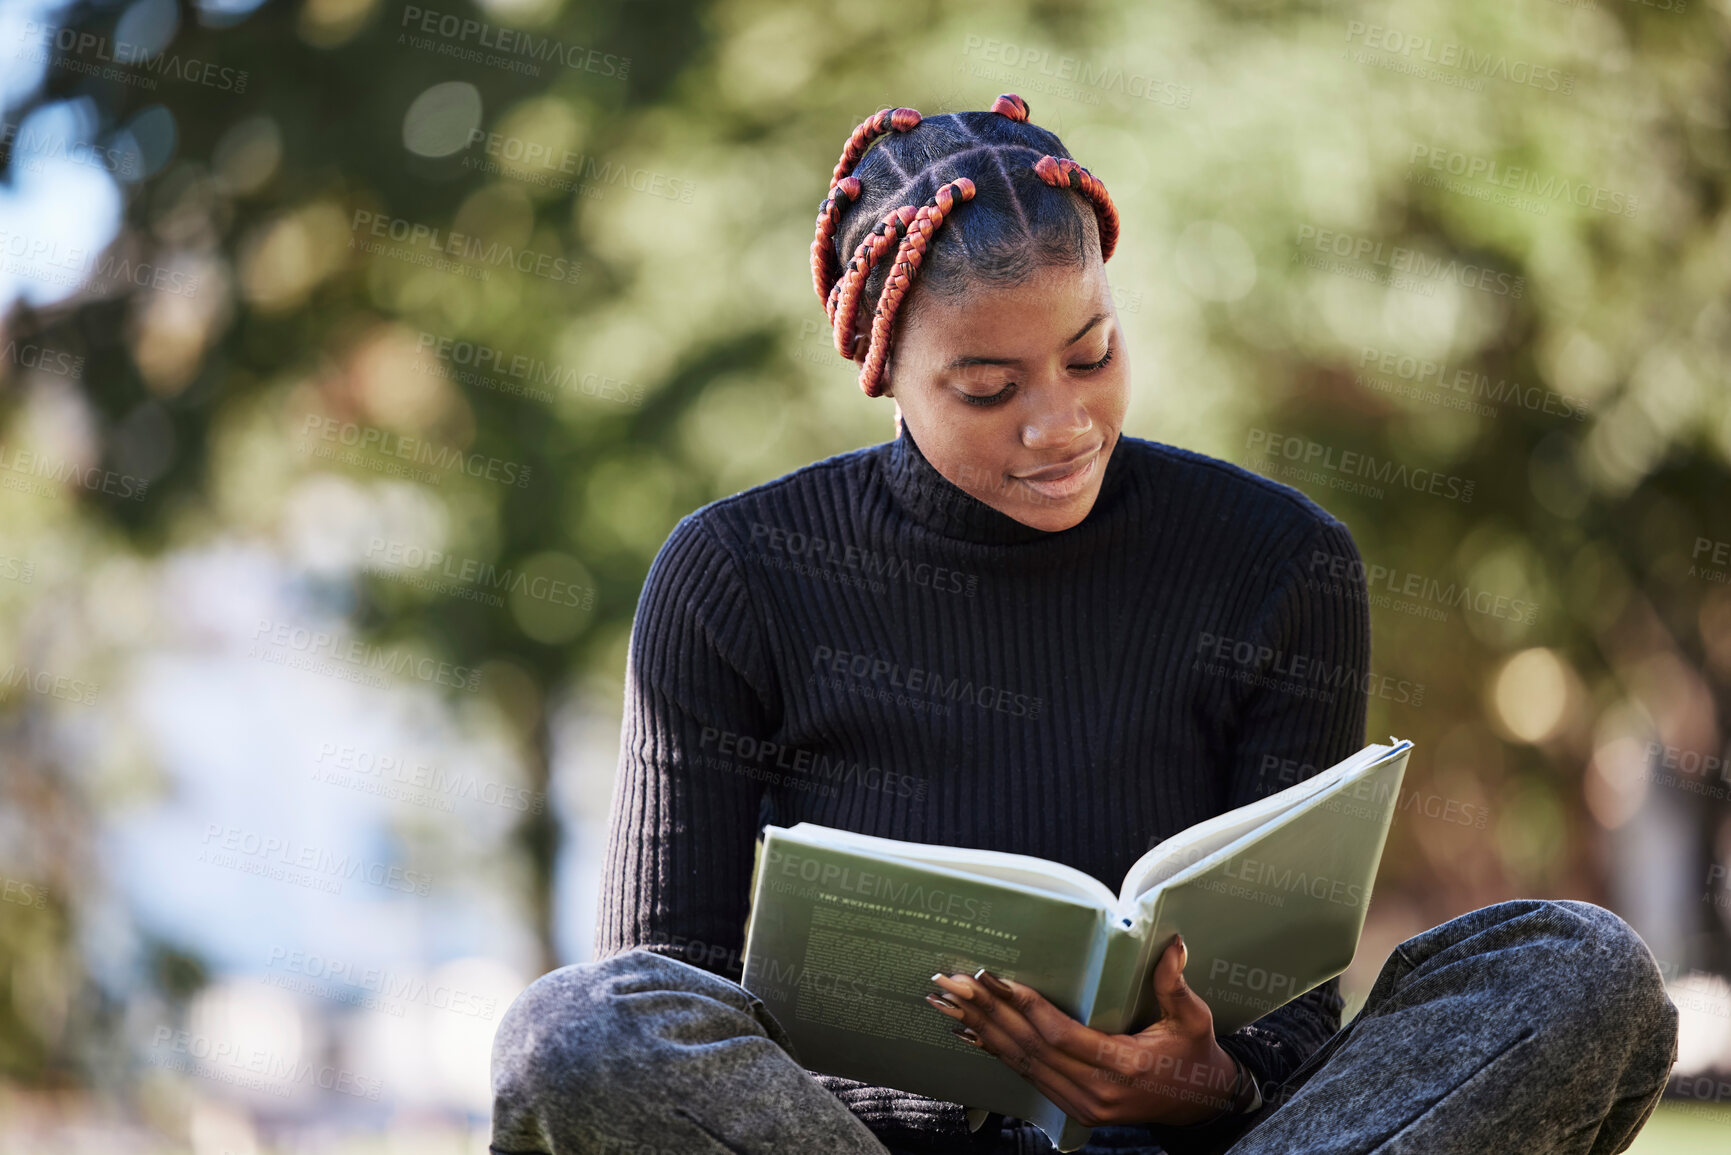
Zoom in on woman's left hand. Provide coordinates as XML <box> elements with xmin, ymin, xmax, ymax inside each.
<box><xmin>923</xmin><ymin>935</ymin><xmax>1245</xmax><ymax>1128</ymax></box>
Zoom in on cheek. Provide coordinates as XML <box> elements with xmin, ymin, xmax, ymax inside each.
<box><xmin>933</xmin><ymin>417</ymin><xmax>1020</xmax><ymax>485</ymax></box>
<box><xmin>1093</xmin><ymin>365</ymin><xmax>1131</xmax><ymax>423</ymax></box>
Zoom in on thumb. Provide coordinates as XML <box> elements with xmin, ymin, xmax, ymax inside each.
<box><xmin>1149</xmin><ymin>934</ymin><xmax>1213</xmax><ymax>1038</ymax></box>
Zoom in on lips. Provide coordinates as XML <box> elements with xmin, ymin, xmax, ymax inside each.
<box><xmin>1011</xmin><ymin>443</ymin><xmax>1103</xmax><ymax>504</ymax></box>
<box><xmin>1016</xmin><ymin>444</ymin><xmax>1101</xmax><ymax>482</ymax></box>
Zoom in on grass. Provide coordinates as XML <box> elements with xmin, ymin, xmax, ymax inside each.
<box><xmin>1624</xmin><ymin>1103</ymin><xmax>1731</xmax><ymax>1152</ymax></box>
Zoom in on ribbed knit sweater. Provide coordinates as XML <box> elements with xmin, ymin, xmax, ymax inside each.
<box><xmin>596</xmin><ymin>421</ymin><xmax>1371</xmax><ymax>1155</ymax></box>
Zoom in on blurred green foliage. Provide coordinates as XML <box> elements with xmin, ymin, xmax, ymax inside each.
<box><xmin>0</xmin><ymin>0</ymin><xmax>1728</xmax><ymax>1126</ymax></box>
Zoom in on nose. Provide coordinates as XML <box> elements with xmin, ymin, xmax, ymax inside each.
<box><xmin>1021</xmin><ymin>389</ymin><xmax>1093</xmax><ymax>451</ymax></box>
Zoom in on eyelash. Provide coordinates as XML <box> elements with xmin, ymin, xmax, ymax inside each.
<box><xmin>962</xmin><ymin>345</ymin><xmax>1116</xmax><ymax>407</ymax></box>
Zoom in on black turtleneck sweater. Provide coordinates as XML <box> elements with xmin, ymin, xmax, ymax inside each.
<box><xmin>596</xmin><ymin>422</ymin><xmax>1371</xmax><ymax>1155</ymax></box>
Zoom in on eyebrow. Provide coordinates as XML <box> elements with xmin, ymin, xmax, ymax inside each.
<box><xmin>942</xmin><ymin>311</ymin><xmax>1110</xmax><ymax>371</ymax></box>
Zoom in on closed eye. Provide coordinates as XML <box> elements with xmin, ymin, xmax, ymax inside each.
<box><xmin>1074</xmin><ymin>346</ymin><xmax>1115</xmax><ymax>373</ymax></box>
<box><xmin>960</xmin><ymin>346</ymin><xmax>1116</xmax><ymax>407</ymax></box>
<box><xmin>962</xmin><ymin>384</ymin><xmax>1015</xmax><ymax>407</ymax></box>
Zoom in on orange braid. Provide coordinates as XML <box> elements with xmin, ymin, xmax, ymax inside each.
<box><xmin>828</xmin><ymin>204</ymin><xmax>920</xmax><ymax>357</ymax></box>
<box><xmin>809</xmin><ymin>108</ymin><xmax>921</xmax><ymax>305</ymax></box>
<box><xmin>810</xmin><ymin>176</ymin><xmax>860</xmax><ymax>302</ymax></box>
<box><xmin>808</xmin><ymin>93</ymin><xmax>1117</xmax><ymax>398</ymax></box>
<box><xmin>857</xmin><ymin>177</ymin><xmax>977</xmax><ymax>398</ymax></box>
<box><xmin>825</xmin><ymin>97</ymin><xmax>1025</xmax><ymax>374</ymax></box>
<box><xmin>830</xmin><ymin>106</ymin><xmax>921</xmax><ymax>187</ymax></box>
<box><xmin>1032</xmin><ymin>155</ymin><xmax>1119</xmax><ymax>262</ymax></box>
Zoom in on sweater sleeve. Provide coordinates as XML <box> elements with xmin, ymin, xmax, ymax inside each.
<box><xmin>594</xmin><ymin>511</ymin><xmax>778</xmax><ymax>983</ymax></box>
<box><xmin>594</xmin><ymin>511</ymin><xmax>998</xmax><ymax>1152</ymax></box>
<box><xmin>1145</xmin><ymin>516</ymin><xmax>1370</xmax><ymax>1155</ymax></box>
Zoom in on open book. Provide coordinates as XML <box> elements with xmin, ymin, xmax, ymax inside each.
<box><xmin>739</xmin><ymin>738</ymin><xmax>1413</xmax><ymax>1152</ymax></box>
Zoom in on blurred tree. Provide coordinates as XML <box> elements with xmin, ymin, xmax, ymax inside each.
<box><xmin>1</xmin><ymin>0</ymin><xmax>1729</xmax><ymax>1104</ymax></box>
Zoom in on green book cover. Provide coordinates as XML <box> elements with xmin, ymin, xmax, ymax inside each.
<box><xmin>740</xmin><ymin>739</ymin><xmax>1413</xmax><ymax>1152</ymax></box>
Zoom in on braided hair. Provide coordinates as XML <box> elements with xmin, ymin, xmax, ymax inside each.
<box><xmin>811</xmin><ymin>93</ymin><xmax>1122</xmax><ymax>399</ymax></box>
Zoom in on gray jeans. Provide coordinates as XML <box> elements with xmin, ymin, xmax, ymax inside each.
<box><xmin>490</xmin><ymin>900</ymin><xmax>1679</xmax><ymax>1155</ymax></box>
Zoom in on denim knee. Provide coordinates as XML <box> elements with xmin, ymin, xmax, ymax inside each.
<box><xmin>491</xmin><ymin>949</ymin><xmax>873</xmax><ymax>1154</ymax></box>
<box><xmin>492</xmin><ymin>958</ymin><xmax>614</xmax><ymax>1107</ymax></box>
<box><xmin>1531</xmin><ymin>900</ymin><xmax>1678</xmax><ymax>1073</ymax></box>
<box><xmin>1549</xmin><ymin>902</ymin><xmax>1675</xmax><ymax>1003</ymax></box>
<box><xmin>491</xmin><ymin>949</ymin><xmax>787</xmax><ymax>1153</ymax></box>
<box><xmin>1398</xmin><ymin>900</ymin><xmax>1676</xmax><ymax>1069</ymax></box>
<box><xmin>493</xmin><ymin>949</ymin><xmax>764</xmax><ymax>1088</ymax></box>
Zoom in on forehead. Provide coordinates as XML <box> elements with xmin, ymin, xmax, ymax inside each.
<box><xmin>900</xmin><ymin>259</ymin><xmax>1109</xmax><ymax>349</ymax></box>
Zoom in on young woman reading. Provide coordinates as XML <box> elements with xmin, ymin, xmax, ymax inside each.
<box><xmin>489</xmin><ymin>94</ymin><xmax>1679</xmax><ymax>1155</ymax></box>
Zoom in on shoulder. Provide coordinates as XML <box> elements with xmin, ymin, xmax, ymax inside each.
<box><xmin>1116</xmin><ymin>434</ymin><xmax>1359</xmax><ymax>565</ymax></box>
<box><xmin>637</xmin><ymin>447</ymin><xmax>878</xmax><ymax>640</ymax></box>
<box><xmin>669</xmin><ymin>442</ymin><xmax>883</xmax><ymax>558</ymax></box>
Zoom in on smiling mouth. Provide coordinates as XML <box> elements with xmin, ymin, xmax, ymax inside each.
<box><xmin>1016</xmin><ymin>449</ymin><xmax>1097</xmax><ymax>483</ymax></box>
<box><xmin>1012</xmin><ymin>444</ymin><xmax>1102</xmax><ymax>499</ymax></box>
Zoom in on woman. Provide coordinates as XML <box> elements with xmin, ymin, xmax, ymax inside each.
<box><xmin>489</xmin><ymin>94</ymin><xmax>1678</xmax><ymax>1155</ymax></box>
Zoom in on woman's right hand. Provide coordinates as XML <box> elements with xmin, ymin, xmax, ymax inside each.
<box><xmin>926</xmin><ymin>935</ymin><xmax>1248</xmax><ymax>1128</ymax></box>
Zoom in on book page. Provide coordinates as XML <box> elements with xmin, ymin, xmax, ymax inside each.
<box><xmin>1117</xmin><ymin>742</ymin><xmax>1397</xmax><ymax>908</ymax></box>
<box><xmin>785</xmin><ymin>823</ymin><xmax>1119</xmax><ymax>909</ymax></box>
<box><xmin>1118</xmin><ymin>744</ymin><xmax>1412</xmax><ymax>1034</ymax></box>
<box><xmin>741</xmin><ymin>830</ymin><xmax>1111</xmax><ymax>1130</ymax></box>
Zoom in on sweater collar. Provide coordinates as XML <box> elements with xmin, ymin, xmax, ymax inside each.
<box><xmin>880</xmin><ymin>420</ymin><xmax>1131</xmax><ymax>546</ymax></box>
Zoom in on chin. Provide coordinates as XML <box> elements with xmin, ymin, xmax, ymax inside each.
<box><xmin>1009</xmin><ymin>487</ymin><xmax>1098</xmax><ymax>531</ymax></box>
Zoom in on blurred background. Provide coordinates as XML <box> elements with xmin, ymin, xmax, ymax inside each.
<box><xmin>2</xmin><ymin>0</ymin><xmax>1729</xmax><ymax>1150</ymax></box>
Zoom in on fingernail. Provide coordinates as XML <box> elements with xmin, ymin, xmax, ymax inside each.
<box><xmin>936</xmin><ymin>973</ymin><xmax>975</xmax><ymax>999</ymax></box>
<box><xmin>974</xmin><ymin>968</ymin><xmax>1014</xmax><ymax>997</ymax></box>
<box><xmin>924</xmin><ymin>992</ymin><xmax>961</xmax><ymax>1012</ymax></box>
<box><xmin>951</xmin><ymin>1026</ymin><xmax>982</xmax><ymax>1045</ymax></box>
